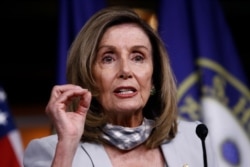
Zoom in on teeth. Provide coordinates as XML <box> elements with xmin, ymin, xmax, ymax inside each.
<box><xmin>118</xmin><ymin>89</ymin><xmax>134</xmax><ymax>94</ymax></box>
<box><xmin>119</xmin><ymin>90</ymin><xmax>134</xmax><ymax>94</ymax></box>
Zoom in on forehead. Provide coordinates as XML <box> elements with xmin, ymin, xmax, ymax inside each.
<box><xmin>100</xmin><ymin>23</ymin><xmax>150</xmax><ymax>45</ymax></box>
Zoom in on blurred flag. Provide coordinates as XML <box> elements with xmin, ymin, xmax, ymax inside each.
<box><xmin>157</xmin><ymin>0</ymin><xmax>250</xmax><ymax>166</ymax></box>
<box><xmin>0</xmin><ymin>87</ymin><xmax>23</xmax><ymax>167</ymax></box>
<box><xmin>57</xmin><ymin>0</ymin><xmax>107</xmax><ymax>84</ymax></box>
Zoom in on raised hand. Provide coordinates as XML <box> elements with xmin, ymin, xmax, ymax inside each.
<box><xmin>45</xmin><ymin>84</ymin><xmax>92</xmax><ymax>143</ymax></box>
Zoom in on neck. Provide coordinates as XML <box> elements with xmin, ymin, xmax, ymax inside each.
<box><xmin>106</xmin><ymin>112</ymin><xmax>143</xmax><ymax>127</ymax></box>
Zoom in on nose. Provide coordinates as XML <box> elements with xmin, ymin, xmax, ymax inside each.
<box><xmin>118</xmin><ymin>58</ymin><xmax>132</xmax><ymax>79</ymax></box>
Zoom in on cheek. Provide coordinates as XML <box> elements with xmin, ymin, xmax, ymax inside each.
<box><xmin>137</xmin><ymin>72</ymin><xmax>153</xmax><ymax>97</ymax></box>
<box><xmin>93</xmin><ymin>66</ymin><xmax>106</xmax><ymax>89</ymax></box>
<box><xmin>139</xmin><ymin>67</ymin><xmax>153</xmax><ymax>87</ymax></box>
<box><xmin>95</xmin><ymin>71</ymin><xmax>114</xmax><ymax>95</ymax></box>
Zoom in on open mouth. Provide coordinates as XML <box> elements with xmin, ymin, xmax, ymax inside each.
<box><xmin>114</xmin><ymin>87</ymin><xmax>136</xmax><ymax>94</ymax></box>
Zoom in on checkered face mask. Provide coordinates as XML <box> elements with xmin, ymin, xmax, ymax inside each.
<box><xmin>101</xmin><ymin>118</ymin><xmax>155</xmax><ymax>150</ymax></box>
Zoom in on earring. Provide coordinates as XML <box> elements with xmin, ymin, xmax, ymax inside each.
<box><xmin>150</xmin><ymin>86</ymin><xmax>156</xmax><ymax>95</ymax></box>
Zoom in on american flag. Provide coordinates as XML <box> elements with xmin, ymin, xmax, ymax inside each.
<box><xmin>0</xmin><ymin>87</ymin><xmax>23</xmax><ymax>167</ymax></box>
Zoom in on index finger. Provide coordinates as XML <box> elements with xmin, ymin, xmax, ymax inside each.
<box><xmin>49</xmin><ymin>84</ymin><xmax>84</xmax><ymax>103</ymax></box>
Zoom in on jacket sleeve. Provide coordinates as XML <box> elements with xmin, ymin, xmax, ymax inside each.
<box><xmin>23</xmin><ymin>136</ymin><xmax>56</xmax><ymax>167</ymax></box>
<box><xmin>23</xmin><ymin>135</ymin><xmax>96</xmax><ymax>167</ymax></box>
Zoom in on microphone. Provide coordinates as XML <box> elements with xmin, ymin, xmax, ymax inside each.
<box><xmin>196</xmin><ymin>123</ymin><xmax>208</xmax><ymax>167</ymax></box>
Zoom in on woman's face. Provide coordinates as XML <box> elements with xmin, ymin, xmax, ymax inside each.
<box><xmin>93</xmin><ymin>23</ymin><xmax>153</xmax><ymax>118</ymax></box>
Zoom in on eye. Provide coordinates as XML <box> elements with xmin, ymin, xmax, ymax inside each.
<box><xmin>132</xmin><ymin>53</ymin><xmax>144</xmax><ymax>63</ymax></box>
<box><xmin>102</xmin><ymin>54</ymin><xmax>115</xmax><ymax>64</ymax></box>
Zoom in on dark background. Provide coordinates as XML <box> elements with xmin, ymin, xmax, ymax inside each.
<box><xmin>0</xmin><ymin>0</ymin><xmax>250</xmax><ymax>112</ymax></box>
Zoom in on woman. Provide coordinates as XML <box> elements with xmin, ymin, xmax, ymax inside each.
<box><xmin>23</xmin><ymin>7</ymin><xmax>217</xmax><ymax>167</ymax></box>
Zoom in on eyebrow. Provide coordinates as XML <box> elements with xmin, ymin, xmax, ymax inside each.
<box><xmin>98</xmin><ymin>45</ymin><xmax>150</xmax><ymax>51</ymax></box>
<box><xmin>97</xmin><ymin>45</ymin><xmax>115</xmax><ymax>51</ymax></box>
<box><xmin>133</xmin><ymin>45</ymin><xmax>150</xmax><ymax>51</ymax></box>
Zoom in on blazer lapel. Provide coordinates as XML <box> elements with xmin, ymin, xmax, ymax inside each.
<box><xmin>161</xmin><ymin>141</ymin><xmax>183</xmax><ymax>167</ymax></box>
<box><xmin>81</xmin><ymin>142</ymin><xmax>113</xmax><ymax>167</ymax></box>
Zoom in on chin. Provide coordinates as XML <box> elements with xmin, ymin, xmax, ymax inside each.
<box><xmin>114</xmin><ymin>105</ymin><xmax>143</xmax><ymax>113</ymax></box>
